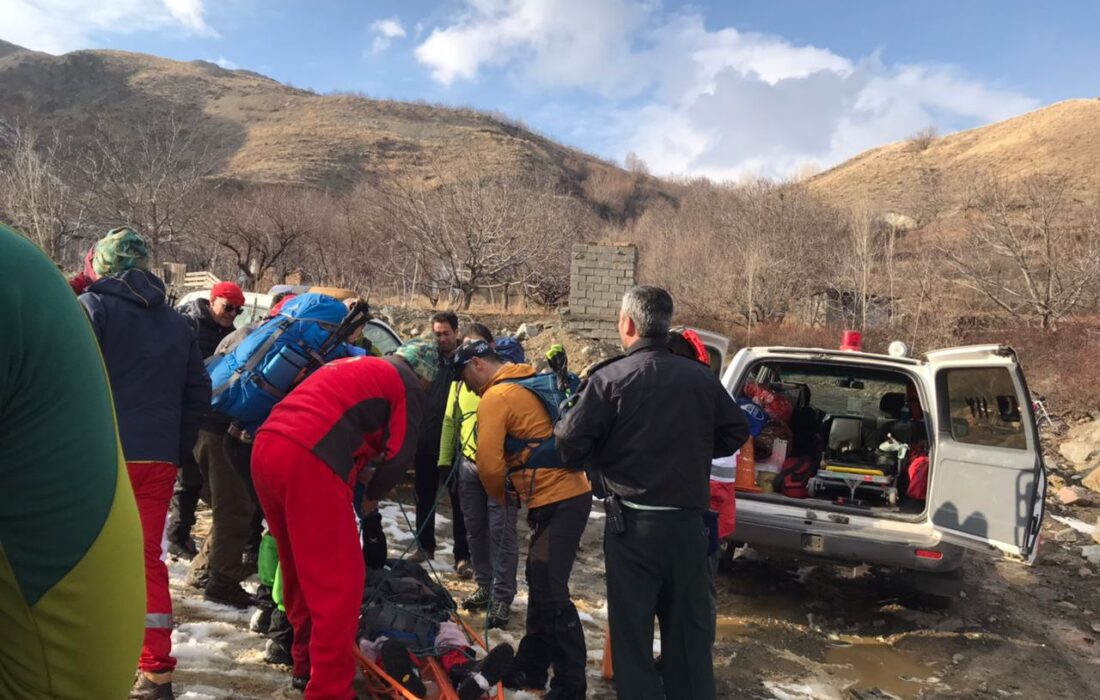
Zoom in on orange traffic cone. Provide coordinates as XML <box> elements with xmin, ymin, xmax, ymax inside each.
<box><xmin>734</xmin><ymin>439</ymin><xmax>760</xmax><ymax>492</ymax></box>
<box><xmin>601</xmin><ymin>623</ymin><xmax>614</xmax><ymax>681</ymax></box>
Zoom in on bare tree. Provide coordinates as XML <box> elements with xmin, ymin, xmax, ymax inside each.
<box><xmin>203</xmin><ymin>188</ymin><xmax>316</xmax><ymax>290</ymax></box>
<box><xmin>80</xmin><ymin>112</ymin><xmax>221</xmax><ymax>259</ymax></box>
<box><xmin>943</xmin><ymin>174</ymin><xmax>1100</xmax><ymax>330</ymax></box>
<box><xmin>369</xmin><ymin>160</ymin><xmax>585</xmax><ymax>309</ymax></box>
<box><xmin>0</xmin><ymin>127</ymin><xmax>91</xmax><ymax>261</ymax></box>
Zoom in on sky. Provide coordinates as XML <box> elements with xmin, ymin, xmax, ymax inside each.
<box><xmin>3</xmin><ymin>0</ymin><xmax>1098</xmax><ymax>181</ymax></box>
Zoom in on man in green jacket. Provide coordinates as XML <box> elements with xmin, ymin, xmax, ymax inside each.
<box><xmin>0</xmin><ymin>224</ymin><xmax>145</xmax><ymax>699</ymax></box>
<box><xmin>439</xmin><ymin>323</ymin><xmax>519</xmax><ymax>629</ymax></box>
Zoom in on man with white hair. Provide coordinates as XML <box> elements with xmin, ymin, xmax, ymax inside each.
<box><xmin>555</xmin><ymin>285</ymin><xmax>748</xmax><ymax>700</ymax></box>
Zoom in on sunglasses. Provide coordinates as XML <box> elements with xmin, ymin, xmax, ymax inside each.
<box><xmin>222</xmin><ymin>303</ymin><xmax>243</xmax><ymax>315</ymax></box>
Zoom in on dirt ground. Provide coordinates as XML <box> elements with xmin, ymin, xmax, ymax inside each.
<box><xmin>170</xmin><ymin>474</ymin><xmax>1100</xmax><ymax>700</ymax></box>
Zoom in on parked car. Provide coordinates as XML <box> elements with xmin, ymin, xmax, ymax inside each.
<box><xmin>693</xmin><ymin>332</ymin><xmax>1046</xmax><ymax>599</ymax></box>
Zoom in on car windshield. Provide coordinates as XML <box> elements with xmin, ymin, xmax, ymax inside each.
<box><xmin>235</xmin><ymin>299</ymin><xmax>269</xmax><ymax>329</ymax></box>
<box><xmin>778</xmin><ymin>368</ymin><xmax>910</xmax><ymax>420</ymax></box>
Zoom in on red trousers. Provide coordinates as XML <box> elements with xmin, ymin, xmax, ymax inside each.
<box><xmin>127</xmin><ymin>461</ymin><xmax>178</xmax><ymax>672</ymax></box>
<box><xmin>252</xmin><ymin>432</ymin><xmax>365</xmax><ymax>700</ymax></box>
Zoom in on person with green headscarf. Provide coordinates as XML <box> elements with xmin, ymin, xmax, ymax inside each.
<box><xmin>0</xmin><ymin>224</ymin><xmax>145</xmax><ymax>699</ymax></box>
<box><xmin>80</xmin><ymin>226</ymin><xmax>211</xmax><ymax>699</ymax></box>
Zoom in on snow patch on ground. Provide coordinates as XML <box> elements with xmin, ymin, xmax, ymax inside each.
<box><xmin>764</xmin><ymin>680</ymin><xmax>846</xmax><ymax>700</ymax></box>
<box><xmin>1051</xmin><ymin>514</ymin><xmax>1095</xmax><ymax>534</ymax></box>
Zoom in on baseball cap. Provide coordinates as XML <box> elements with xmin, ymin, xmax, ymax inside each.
<box><xmin>452</xmin><ymin>339</ymin><xmax>499</xmax><ymax>374</ymax></box>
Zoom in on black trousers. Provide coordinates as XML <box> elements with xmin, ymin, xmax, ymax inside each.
<box><xmin>168</xmin><ymin>452</ymin><xmax>205</xmax><ymax>542</ymax></box>
<box><xmin>513</xmin><ymin>492</ymin><xmax>591</xmax><ymax>697</ymax></box>
<box><xmin>605</xmin><ymin>508</ymin><xmax>716</xmax><ymax>700</ymax></box>
<box><xmin>413</xmin><ymin>452</ymin><xmax>469</xmax><ymax>561</ymax></box>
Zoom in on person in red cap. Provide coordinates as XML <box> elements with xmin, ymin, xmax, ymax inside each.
<box><xmin>169</xmin><ymin>280</ymin><xmax>255</xmax><ymax>609</ymax></box>
<box><xmin>252</xmin><ymin>339</ymin><xmax>437</xmax><ymax>698</ymax></box>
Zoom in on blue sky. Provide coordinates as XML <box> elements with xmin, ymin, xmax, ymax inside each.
<box><xmin>4</xmin><ymin>1</ymin><xmax>1098</xmax><ymax>179</ymax></box>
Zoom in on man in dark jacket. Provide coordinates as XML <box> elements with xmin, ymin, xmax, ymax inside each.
<box><xmin>410</xmin><ymin>311</ymin><xmax>470</xmax><ymax>575</ymax></box>
<box><xmin>79</xmin><ymin>227</ymin><xmax>211</xmax><ymax>700</ymax></box>
<box><xmin>168</xmin><ymin>281</ymin><xmax>246</xmax><ymax>560</ymax></box>
<box><xmin>555</xmin><ymin>286</ymin><xmax>748</xmax><ymax>700</ymax></box>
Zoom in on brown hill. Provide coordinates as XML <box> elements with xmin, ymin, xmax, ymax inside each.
<box><xmin>0</xmin><ymin>42</ymin><xmax>664</xmax><ymax>219</ymax></box>
<box><xmin>806</xmin><ymin>98</ymin><xmax>1100</xmax><ymax>225</ymax></box>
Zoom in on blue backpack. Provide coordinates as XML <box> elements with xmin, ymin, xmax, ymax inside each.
<box><xmin>207</xmin><ymin>293</ymin><xmax>363</xmax><ymax>433</ymax></box>
<box><xmin>502</xmin><ymin>372</ymin><xmax>581</xmax><ymax>469</ymax></box>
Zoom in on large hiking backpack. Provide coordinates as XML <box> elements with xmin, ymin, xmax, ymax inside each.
<box><xmin>501</xmin><ymin>371</ymin><xmax>581</xmax><ymax>469</ymax></box>
<box><xmin>206</xmin><ymin>293</ymin><xmax>360</xmax><ymax>432</ymax></box>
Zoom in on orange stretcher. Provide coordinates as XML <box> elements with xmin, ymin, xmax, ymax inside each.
<box><xmin>353</xmin><ymin>614</ymin><xmax>506</xmax><ymax>700</ymax></box>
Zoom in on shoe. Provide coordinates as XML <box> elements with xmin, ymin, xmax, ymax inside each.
<box><xmin>204</xmin><ymin>581</ymin><xmax>255</xmax><ymax>609</ymax></box>
<box><xmin>264</xmin><ymin>639</ymin><xmax>293</xmax><ymax>666</ymax></box>
<box><xmin>291</xmin><ymin>674</ymin><xmax>309</xmax><ymax>691</ymax></box>
<box><xmin>380</xmin><ymin>639</ymin><xmax>427</xmax><ymax>697</ymax></box>
<box><xmin>250</xmin><ymin>606</ymin><xmax>273</xmax><ymax>634</ymax></box>
<box><xmin>129</xmin><ymin>671</ymin><xmax>174</xmax><ymax>699</ymax></box>
<box><xmin>486</xmin><ymin>600</ymin><xmax>510</xmax><ymax>629</ymax></box>
<box><xmin>461</xmin><ymin>587</ymin><xmax>491</xmax><ymax>612</ymax></box>
<box><xmin>408</xmin><ymin>548</ymin><xmax>433</xmax><ymax>563</ymax></box>
<box><xmin>168</xmin><ymin>537</ymin><xmax>198</xmax><ymax>560</ymax></box>
<box><xmin>501</xmin><ymin>666</ymin><xmax>547</xmax><ymax>692</ymax></box>
<box><xmin>455</xmin><ymin>559</ymin><xmax>474</xmax><ymax>580</ymax></box>
<box><xmin>458</xmin><ymin>644</ymin><xmax>514</xmax><ymax>700</ymax></box>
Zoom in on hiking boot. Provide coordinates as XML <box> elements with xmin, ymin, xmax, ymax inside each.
<box><xmin>458</xmin><ymin>643</ymin><xmax>514</xmax><ymax>700</ymax></box>
<box><xmin>461</xmin><ymin>587</ymin><xmax>491</xmax><ymax>612</ymax></box>
<box><xmin>455</xmin><ymin>559</ymin><xmax>474</xmax><ymax>580</ymax></box>
<box><xmin>486</xmin><ymin>600</ymin><xmax>511</xmax><ymax>629</ymax></box>
<box><xmin>380</xmin><ymin>639</ymin><xmax>426</xmax><ymax>697</ymax></box>
<box><xmin>408</xmin><ymin>548</ymin><xmax>433</xmax><ymax>564</ymax></box>
<box><xmin>167</xmin><ymin>537</ymin><xmax>198</xmax><ymax>560</ymax></box>
<box><xmin>501</xmin><ymin>666</ymin><xmax>547</xmax><ymax>692</ymax></box>
<box><xmin>264</xmin><ymin>639</ymin><xmax>293</xmax><ymax>666</ymax></box>
<box><xmin>250</xmin><ymin>605</ymin><xmax>273</xmax><ymax>634</ymax></box>
<box><xmin>204</xmin><ymin>581</ymin><xmax>255</xmax><ymax>609</ymax></box>
<box><xmin>129</xmin><ymin>671</ymin><xmax>174</xmax><ymax>699</ymax></box>
<box><xmin>291</xmin><ymin>674</ymin><xmax>309</xmax><ymax>692</ymax></box>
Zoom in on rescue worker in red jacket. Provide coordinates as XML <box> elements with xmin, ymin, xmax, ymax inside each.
<box><xmin>251</xmin><ymin>340</ymin><xmax>437</xmax><ymax>699</ymax></box>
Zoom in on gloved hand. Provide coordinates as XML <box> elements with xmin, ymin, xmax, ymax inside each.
<box><xmin>546</xmin><ymin>343</ymin><xmax>567</xmax><ymax>373</ymax></box>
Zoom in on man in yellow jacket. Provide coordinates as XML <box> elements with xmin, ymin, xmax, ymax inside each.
<box><xmin>454</xmin><ymin>339</ymin><xmax>591</xmax><ymax>700</ymax></box>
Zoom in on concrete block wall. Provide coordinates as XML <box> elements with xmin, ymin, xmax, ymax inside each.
<box><xmin>566</xmin><ymin>242</ymin><xmax>637</xmax><ymax>342</ymax></box>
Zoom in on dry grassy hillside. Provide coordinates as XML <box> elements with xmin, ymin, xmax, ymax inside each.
<box><xmin>806</xmin><ymin>98</ymin><xmax>1100</xmax><ymax>223</ymax></box>
<box><xmin>0</xmin><ymin>40</ymin><xmax>665</xmax><ymax>218</ymax></box>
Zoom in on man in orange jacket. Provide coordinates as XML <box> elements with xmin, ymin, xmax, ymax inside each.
<box><xmin>454</xmin><ymin>339</ymin><xmax>591</xmax><ymax>700</ymax></box>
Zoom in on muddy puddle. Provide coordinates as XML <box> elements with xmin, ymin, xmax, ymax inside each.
<box><xmin>823</xmin><ymin>638</ymin><xmax>941</xmax><ymax>699</ymax></box>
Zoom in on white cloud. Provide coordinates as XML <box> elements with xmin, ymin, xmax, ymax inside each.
<box><xmin>212</xmin><ymin>56</ymin><xmax>237</xmax><ymax>69</ymax></box>
<box><xmin>369</xmin><ymin>17</ymin><xmax>407</xmax><ymax>55</ymax></box>
<box><xmin>0</xmin><ymin>0</ymin><xmax>217</xmax><ymax>54</ymax></box>
<box><xmin>414</xmin><ymin>0</ymin><xmax>1039</xmax><ymax>180</ymax></box>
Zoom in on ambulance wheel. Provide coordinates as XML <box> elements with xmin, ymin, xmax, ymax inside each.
<box><xmin>887</xmin><ymin>488</ymin><xmax>898</xmax><ymax>507</ymax></box>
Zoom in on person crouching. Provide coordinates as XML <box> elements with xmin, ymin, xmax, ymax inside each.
<box><xmin>250</xmin><ymin>340</ymin><xmax>437</xmax><ymax>699</ymax></box>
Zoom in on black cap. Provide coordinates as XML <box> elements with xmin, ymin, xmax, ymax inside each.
<box><xmin>452</xmin><ymin>339</ymin><xmax>499</xmax><ymax>373</ymax></box>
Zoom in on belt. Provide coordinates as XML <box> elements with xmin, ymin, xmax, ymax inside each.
<box><xmin>228</xmin><ymin>424</ymin><xmax>253</xmax><ymax>443</ymax></box>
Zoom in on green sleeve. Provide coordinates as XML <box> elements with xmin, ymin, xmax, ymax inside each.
<box><xmin>439</xmin><ymin>382</ymin><xmax>459</xmax><ymax>467</ymax></box>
